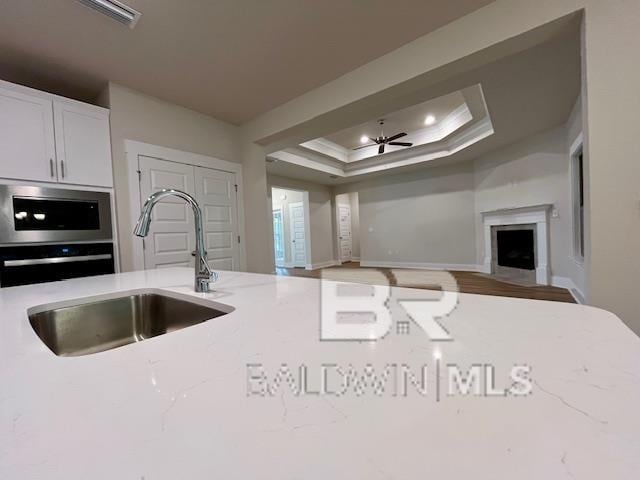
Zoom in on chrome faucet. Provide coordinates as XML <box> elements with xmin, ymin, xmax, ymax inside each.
<box><xmin>134</xmin><ymin>189</ymin><xmax>218</xmax><ymax>293</ymax></box>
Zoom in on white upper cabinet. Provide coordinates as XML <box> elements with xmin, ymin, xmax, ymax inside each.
<box><xmin>0</xmin><ymin>85</ymin><xmax>57</xmax><ymax>182</ymax></box>
<box><xmin>54</xmin><ymin>102</ymin><xmax>113</xmax><ymax>187</ymax></box>
<box><xmin>0</xmin><ymin>80</ymin><xmax>113</xmax><ymax>188</ymax></box>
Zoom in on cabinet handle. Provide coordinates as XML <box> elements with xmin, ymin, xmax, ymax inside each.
<box><xmin>49</xmin><ymin>158</ymin><xmax>54</xmax><ymax>177</ymax></box>
<box><xmin>60</xmin><ymin>160</ymin><xmax>65</xmax><ymax>178</ymax></box>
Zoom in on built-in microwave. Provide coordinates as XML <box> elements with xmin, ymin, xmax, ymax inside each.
<box><xmin>0</xmin><ymin>185</ymin><xmax>112</xmax><ymax>244</ymax></box>
<box><xmin>0</xmin><ymin>185</ymin><xmax>115</xmax><ymax>287</ymax></box>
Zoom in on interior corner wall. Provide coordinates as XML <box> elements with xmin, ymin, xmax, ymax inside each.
<box><xmin>267</xmin><ymin>174</ymin><xmax>335</xmax><ymax>267</ymax></box>
<box><xmin>240</xmin><ymin>141</ymin><xmax>274</xmax><ymax>273</ymax></box>
<box><xmin>104</xmin><ymin>83</ymin><xmax>242</xmax><ymax>272</ymax></box>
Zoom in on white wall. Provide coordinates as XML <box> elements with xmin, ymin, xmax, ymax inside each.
<box><xmin>267</xmin><ymin>175</ymin><xmax>335</xmax><ymax>268</ymax></box>
<box><xmin>102</xmin><ymin>83</ymin><xmax>241</xmax><ymax>272</ymax></box>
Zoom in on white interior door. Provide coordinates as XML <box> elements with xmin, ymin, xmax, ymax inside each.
<box><xmin>273</xmin><ymin>208</ymin><xmax>285</xmax><ymax>266</ymax></box>
<box><xmin>139</xmin><ymin>156</ymin><xmax>195</xmax><ymax>269</ymax></box>
<box><xmin>338</xmin><ymin>204</ymin><xmax>352</xmax><ymax>262</ymax></box>
<box><xmin>289</xmin><ymin>202</ymin><xmax>307</xmax><ymax>267</ymax></box>
<box><xmin>0</xmin><ymin>86</ymin><xmax>56</xmax><ymax>182</ymax></box>
<box><xmin>194</xmin><ymin>166</ymin><xmax>239</xmax><ymax>271</ymax></box>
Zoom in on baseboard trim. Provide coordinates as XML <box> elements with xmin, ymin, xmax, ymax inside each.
<box><xmin>551</xmin><ymin>276</ymin><xmax>585</xmax><ymax>304</ymax></box>
<box><xmin>360</xmin><ymin>260</ymin><xmax>482</xmax><ymax>272</ymax></box>
<box><xmin>350</xmin><ymin>256</ymin><xmax>361</xmax><ymax>262</ymax></box>
<box><xmin>305</xmin><ymin>260</ymin><xmax>341</xmax><ymax>270</ymax></box>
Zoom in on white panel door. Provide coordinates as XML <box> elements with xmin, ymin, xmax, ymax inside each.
<box><xmin>338</xmin><ymin>204</ymin><xmax>352</xmax><ymax>262</ymax></box>
<box><xmin>0</xmin><ymin>86</ymin><xmax>56</xmax><ymax>182</ymax></box>
<box><xmin>54</xmin><ymin>102</ymin><xmax>113</xmax><ymax>187</ymax></box>
<box><xmin>194</xmin><ymin>166</ymin><xmax>239</xmax><ymax>271</ymax></box>
<box><xmin>139</xmin><ymin>156</ymin><xmax>196</xmax><ymax>269</ymax></box>
<box><xmin>289</xmin><ymin>202</ymin><xmax>307</xmax><ymax>267</ymax></box>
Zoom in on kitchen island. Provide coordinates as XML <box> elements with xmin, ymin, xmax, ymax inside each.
<box><xmin>1</xmin><ymin>267</ymin><xmax>639</xmax><ymax>479</ymax></box>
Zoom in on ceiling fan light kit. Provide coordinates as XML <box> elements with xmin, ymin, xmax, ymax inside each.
<box><xmin>353</xmin><ymin>119</ymin><xmax>413</xmax><ymax>154</ymax></box>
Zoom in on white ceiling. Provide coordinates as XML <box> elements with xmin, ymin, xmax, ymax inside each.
<box><xmin>0</xmin><ymin>0</ymin><xmax>494</xmax><ymax>125</ymax></box>
<box><xmin>266</xmin><ymin>23</ymin><xmax>581</xmax><ymax>184</ymax></box>
<box><xmin>324</xmin><ymin>91</ymin><xmax>466</xmax><ymax>149</ymax></box>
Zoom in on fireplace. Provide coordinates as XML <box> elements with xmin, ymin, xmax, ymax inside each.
<box><xmin>491</xmin><ymin>224</ymin><xmax>536</xmax><ymax>283</ymax></box>
<box><xmin>481</xmin><ymin>205</ymin><xmax>551</xmax><ymax>285</ymax></box>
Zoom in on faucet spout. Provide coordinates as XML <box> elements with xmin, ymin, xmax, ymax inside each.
<box><xmin>134</xmin><ymin>189</ymin><xmax>217</xmax><ymax>293</ymax></box>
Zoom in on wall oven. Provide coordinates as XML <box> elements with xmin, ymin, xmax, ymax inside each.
<box><xmin>0</xmin><ymin>185</ymin><xmax>115</xmax><ymax>287</ymax></box>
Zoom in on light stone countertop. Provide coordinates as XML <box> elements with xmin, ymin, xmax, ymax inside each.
<box><xmin>0</xmin><ymin>267</ymin><xmax>639</xmax><ymax>479</ymax></box>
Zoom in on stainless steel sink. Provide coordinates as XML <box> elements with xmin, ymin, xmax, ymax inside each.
<box><xmin>28</xmin><ymin>289</ymin><xmax>233</xmax><ymax>357</ymax></box>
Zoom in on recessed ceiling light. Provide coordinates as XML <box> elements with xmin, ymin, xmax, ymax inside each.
<box><xmin>360</xmin><ymin>135</ymin><xmax>369</xmax><ymax>144</ymax></box>
<box><xmin>424</xmin><ymin>115</ymin><xmax>436</xmax><ymax>126</ymax></box>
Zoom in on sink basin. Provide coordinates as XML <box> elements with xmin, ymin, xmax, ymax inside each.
<box><xmin>28</xmin><ymin>289</ymin><xmax>233</xmax><ymax>357</ymax></box>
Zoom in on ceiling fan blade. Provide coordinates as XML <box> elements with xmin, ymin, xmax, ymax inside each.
<box><xmin>385</xmin><ymin>132</ymin><xmax>407</xmax><ymax>142</ymax></box>
<box><xmin>378</xmin><ymin>144</ymin><xmax>385</xmax><ymax>154</ymax></box>
<box><xmin>370</xmin><ymin>137</ymin><xmax>379</xmax><ymax>144</ymax></box>
<box><xmin>388</xmin><ymin>142</ymin><xmax>413</xmax><ymax>147</ymax></box>
<box><xmin>352</xmin><ymin>144</ymin><xmax>377</xmax><ymax>150</ymax></box>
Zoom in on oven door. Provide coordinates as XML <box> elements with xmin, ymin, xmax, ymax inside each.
<box><xmin>0</xmin><ymin>243</ymin><xmax>115</xmax><ymax>287</ymax></box>
<box><xmin>0</xmin><ymin>185</ymin><xmax>112</xmax><ymax>244</ymax></box>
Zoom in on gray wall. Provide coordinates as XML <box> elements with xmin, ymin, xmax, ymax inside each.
<box><xmin>473</xmin><ymin>125</ymin><xmax>575</xmax><ymax>286</ymax></box>
<box><xmin>102</xmin><ymin>83</ymin><xmax>241</xmax><ymax>272</ymax></box>
<box><xmin>336</xmin><ymin>163</ymin><xmax>478</xmax><ymax>267</ymax></box>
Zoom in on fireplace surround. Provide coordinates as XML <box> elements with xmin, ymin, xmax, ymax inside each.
<box><xmin>481</xmin><ymin>204</ymin><xmax>551</xmax><ymax>285</ymax></box>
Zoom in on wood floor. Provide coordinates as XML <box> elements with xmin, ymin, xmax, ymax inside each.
<box><xmin>275</xmin><ymin>262</ymin><xmax>576</xmax><ymax>303</ymax></box>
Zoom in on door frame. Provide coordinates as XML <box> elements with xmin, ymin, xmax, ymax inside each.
<box><xmin>335</xmin><ymin>202</ymin><xmax>352</xmax><ymax>263</ymax></box>
<box><xmin>269</xmin><ymin>185</ymin><xmax>312</xmax><ymax>270</ymax></box>
<box><xmin>125</xmin><ymin>140</ymin><xmax>246</xmax><ymax>272</ymax></box>
<box><xmin>272</xmin><ymin>207</ymin><xmax>285</xmax><ymax>267</ymax></box>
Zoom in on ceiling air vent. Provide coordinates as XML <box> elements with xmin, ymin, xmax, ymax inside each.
<box><xmin>77</xmin><ymin>0</ymin><xmax>142</xmax><ymax>29</ymax></box>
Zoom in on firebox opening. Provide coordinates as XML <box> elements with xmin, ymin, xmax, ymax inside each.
<box><xmin>497</xmin><ymin>229</ymin><xmax>535</xmax><ymax>270</ymax></box>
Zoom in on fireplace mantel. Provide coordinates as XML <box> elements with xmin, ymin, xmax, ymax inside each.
<box><xmin>480</xmin><ymin>204</ymin><xmax>552</xmax><ymax>285</ymax></box>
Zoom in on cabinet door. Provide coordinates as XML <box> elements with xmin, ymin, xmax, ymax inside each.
<box><xmin>54</xmin><ymin>102</ymin><xmax>113</xmax><ymax>187</ymax></box>
<box><xmin>0</xmin><ymin>86</ymin><xmax>56</xmax><ymax>182</ymax></box>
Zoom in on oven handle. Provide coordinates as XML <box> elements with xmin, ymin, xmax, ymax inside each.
<box><xmin>3</xmin><ymin>254</ymin><xmax>112</xmax><ymax>267</ymax></box>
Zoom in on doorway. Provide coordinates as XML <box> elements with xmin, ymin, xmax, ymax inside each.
<box><xmin>271</xmin><ymin>187</ymin><xmax>311</xmax><ymax>268</ymax></box>
<box><xmin>335</xmin><ymin>192</ymin><xmax>360</xmax><ymax>263</ymax></box>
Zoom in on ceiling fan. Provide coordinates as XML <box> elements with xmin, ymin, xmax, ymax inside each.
<box><xmin>353</xmin><ymin>119</ymin><xmax>413</xmax><ymax>154</ymax></box>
